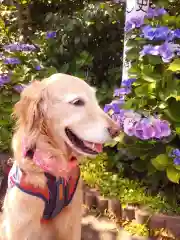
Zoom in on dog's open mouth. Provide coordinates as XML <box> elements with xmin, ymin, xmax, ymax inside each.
<box><xmin>65</xmin><ymin>128</ymin><xmax>103</xmax><ymax>155</ymax></box>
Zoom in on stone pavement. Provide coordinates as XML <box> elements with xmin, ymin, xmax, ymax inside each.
<box><xmin>81</xmin><ymin>206</ymin><xmax>118</xmax><ymax>240</ymax></box>
<box><xmin>81</xmin><ymin>214</ymin><xmax>118</xmax><ymax>240</ymax></box>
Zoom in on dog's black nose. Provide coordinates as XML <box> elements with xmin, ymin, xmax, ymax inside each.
<box><xmin>107</xmin><ymin>127</ymin><xmax>120</xmax><ymax>138</ymax></box>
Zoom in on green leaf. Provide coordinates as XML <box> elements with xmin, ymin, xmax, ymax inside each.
<box><xmin>162</xmin><ymin>14</ymin><xmax>176</xmax><ymax>25</ymax></box>
<box><xmin>147</xmin><ymin>55</ymin><xmax>162</xmax><ymax>65</ymax></box>
<box><xmin>60</xmin><ymin>63</ymin><xmax>69</xmax><ymax>73</ymax></box>
<box><xmin>168</xmin><ymin>59</ymin><xmax>180</xmax><ymax>72</ymax></box>
<box><xmin>175</xmin><ymin>127</ymin><xmax>180</xmax><ymax>135</ymax></box>
<box><xmin>131</xmin><ymin>160</ymin><xmax>147</xmax><ymax>172</ymax></box>
<box><xmin>142</xmin><ymin>65</ymin><xmax>161</xmax><ymax>82</ymax></box>
<box><xmin>11</xmin><ymin>93</ymin><xmax>20</xmax><ymax>103</ymax></box>
<box><xmin>166</xmin><ymin>98</ymin><xmax>180</xmax><ymax>122</ymax></box>
<box><xmin>126</xmin><ymin>48</ymin><xmax>140</xmax><ymax>60</ymax></box>
<box><xmin>134</xmin><ymin>83</ymin><xmax>155</xmax><ymax>97</ymax></box>
<box><xmin>151</xmin><ymin>154</ymin><xmax>169</xmax><ymax>171</ymax></box>
<box><xmin>123</xmin><ymin>99</ymin><xmax>133</xmax><ymax>109</ymax></box>
<box><xmin>166</xmin><ymin>167</ymin><xmax>180</xmax><ymax>183</ymax></box>
<box><xmin>45</xmin><ymin>67</ymin><xmax>58</xmax><ymax>77</ymax></box>
<box><xmin>100</xmin><ymin>3</ymin><xmax>105</xmax><ymax>9</ymax></box>
<box><xmin>0</xmin><ymin>119</ymin><xmax>9</xmax><ymax>126</ymax></box>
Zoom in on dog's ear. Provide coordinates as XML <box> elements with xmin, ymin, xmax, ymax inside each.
<box><xmin>13</xmin><ymin>80</ymin><xmax>45</xmax><ymax>147</ymax></box>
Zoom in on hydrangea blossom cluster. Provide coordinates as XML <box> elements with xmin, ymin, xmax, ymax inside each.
<box><xmin>0</xmin><ymin>31</ymin><xmax>54</xmax><ymax>89</ymax></box>
<box><xmin>140</xmin><ymin>42</ymin><xmax>180</xmax><ymax>62</ymax></box>
<box><xmin>113</xmin><ymin>78</ymin><xmax>136</xmax><ymax>97</ymax></box>
<box><xmin>170</xmin><ymin>149</ymin><xmax>180</xmax><ymax>165</ymax></box>
<box><xmin>13</xmin><ymin>84</ymin><xmax>26</xmax><ymax>93</ymax></box>
<box><xmin>125</xmin><ymin>7</ymin><xmax>167</xmax><ymax>33</ymax></box>
<box><xmin>142</xmin><ymin>25</ymin><xmax>180</xmax><ymax>41</ymax></box>
<box><xmin>125</xmin><ymin>7</ymin><xmax>180</xmax><ymax>63</ymax></box>
<box><xmin>104</xmin><ymin>107</ymin><xmax>171</xmax><ymax>140</ymax></box>
<box><xmin>3</xmin><ymin>57</ymin><xmax>21</xmax><ymax>65</ymax></box>
<box><xmin>125</xmin><ymin>17</ymin><xmax>144</xmax><ymax>32</ymax></box>
<box><xmin>0</xmin><ymin>74</ymin><xmax>10</xmax><ymax>87</ymax></box>
<box><xmin>3</xmin><ymin>43</ymin><xmax>36</xmax><ymax>52</ymax></box>
<box><xmin>146</xmin><ymin>7</ymin><xmax>167</xmax><ymax>18</ymax></box>
<box><xmin>46</xmin><ymin>31</ymin><xmax>56</xmax><ymax>39</ymax></box>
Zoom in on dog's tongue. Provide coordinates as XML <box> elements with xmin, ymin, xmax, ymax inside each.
<box><xmin>83</xmin><ymin>141</ymin><xmax>103</xmax><ymax>153</ymax></box>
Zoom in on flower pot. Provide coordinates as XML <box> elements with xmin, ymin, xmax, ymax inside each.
<box><xmin>108</xmin><ymin>198</ymin><xmax>122</xmax><ymax>219</ymax></box>
<box><xmin>122</xmin><ymin>205</ymin><xmax>135</xmax><ymax>220</ymax></box>
<box><xmin>96</xmin><ymin>195</ymin><xmax>108</xmax><ymax>213</ymax></box>
<box><xmin>135</xmin><ymin>209</ymin><xmax>151</xmax><ymax>225</ymax></box>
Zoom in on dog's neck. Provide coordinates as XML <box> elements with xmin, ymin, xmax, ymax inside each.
<box><xmin>13</xmin><ymin>125</ymin><xmax>77</xmax><ymax>188</ymax></box>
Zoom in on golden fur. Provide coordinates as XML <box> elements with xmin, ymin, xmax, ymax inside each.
<box><xmin>1</xmin><ymin>73</ymin><xmax>119</xmax><ymax>240</ymax></box>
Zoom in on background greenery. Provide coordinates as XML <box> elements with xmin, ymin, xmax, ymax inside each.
<box><xmin>1</xmin><ymin>0</ymin><xmax>180</xmax><ymax>214</ymax></box>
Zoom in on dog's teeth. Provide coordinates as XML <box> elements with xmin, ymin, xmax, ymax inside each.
<box><xmin>92</xmin><ymin>143</ymin><xmax>95</xmax><ymax>150</ymax></box>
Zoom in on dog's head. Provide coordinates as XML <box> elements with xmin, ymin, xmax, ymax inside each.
<box><xmin>13</xmin><ymin>74</ymin><xmax>119</xmax><ymax>174</ymax></box>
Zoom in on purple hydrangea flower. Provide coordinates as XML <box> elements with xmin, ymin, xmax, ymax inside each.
<box><xmin>174</xmin><ymin>29</ymin><xmax>180</xmax><ymax>39</ymax></box>
<box><xmin>174</xmin><ymin>157</ymin><xmax>180</xmax><ymax>165</ymax></box>
<box><xmin>146</xmin><ymin>7</ymin><xmax>167</xmax><ymax>18</ymax></box>
<box><xmin>150</xmin><ymin>118</ymin><xmax>171</xmax><ymax>139</ymax></box>
<box><xmin>113</xmin><ymin>87</ymin><xmax>132</xmax><ymax>96</ymax></box>
<box><xmin>156</xmin><ymin>8</ymin><xmax>167</xmax><ymax>16</ymax></box>
<box><xmin>158</xmin><ymin>120</ymin><xmax>171</xmax><ymax>137</ymax></box>
<box><xmin>106</xmin><ymin>106</ymin><xmax>171</xmax><ymax>140</ymax></box>
<box><xmin>104</xmin><ymin>100</ymin><xmax>123</xmax><ymax>114</ymax></box>
<box><xmin>142</xmin><ymin>25</ymin><xmax>170</xmax><ymax>41</ymax></box>
<box><xmin>13</xmin><ymin>84</ymin><xmax>25</xmax><ymax>93</ymax></box>
<box><xmin>125</xmin><ymin>21</ymin><xmax>133</xmax><ymax>32</ymax></box>
<box><xmin>172</xmin><ymin>149</ymin><xmax>180</xmax><ymax>157</ymax></box>
<box><xmin>124</xmin><ymin>118</ymin><xmax>136</xmax><ymax>136</ymax></box>
<box><xmin>104</xmin><ymin>104</ymin><xmax>112</xmax><ymax>113</ymax></box>
<box><xmin>140</xmin><ymin>45</ymin><xmax>160</xmax><ymax>57</ymax></box>
<box><xmin>121</xmin><ymin>78</ymin><xmax>136</xmax><ymax>87</ymax></box>
<box><xmin>125</xmin><ymin>17</ymin><xmax>144</xmax><ymax>32</ymax></box>
<box><xmin>140</xmin><ymin>42</ymin><xmax>176</xmax><ymax>62</ymax></box>
<box><xmin>132</xmin><ymin>117</ymin><xmax>171</xmax><ymax>139</ymax></box>
<box><xmin>112</xmin><ymin>110</ymin><xmax>126</xmax><ymax>128</ymax></box>
<box><xmin>46</xmin><ymin>31</ymin><xmax>56</xmax><ymax>39</ymax></box>
<box><xmin>35</xmin><ymin>65</ymin><xmax>41</xmax><ymax>70</ymax></box>
<box><xmin>133</xmin><ymin>118</ymin><xmax>153</xmax><ymax>139</ymax></box>
<box><xmin>112</xmin><ymin>95</ymin><xmax>125</xmax><ymax>105</ymax></box>
<box><xmin>171</xmin><ymin>149</ymin><xmax>180</xmax><ymax>165</ymax></box>
<box><xmin>3</xmin><ymin>43</ymin><xmax>36</xmax><ymax>52</ymax></box>
<box><xmin>119</xmin><ymin>87</ymin><xmax>132</xmax><ymax>95</ymax></box>
<box><xmin>113</xmin><ymin>88</ymin><xmax>122</xmax><ymax>97</ymax></box>
<box><xmin>4</xmin><ymin>57</ymin><xmax>21</xmax><ymax>65</ymax></box>
<box><xmin>111</xmin><ymin>101</ymin><xmax>122</xmax><ymax>114</ymax></box>
<box><xmin>159</xmin><ymin>42</ymin><xmax>175</xmax><ymax>63</ymax></box>
<box><xmin>123</xmin><ymin>111</ymin><xmax>141</xmax><ymax>136</ymax></box>
<box><xmin>0</xmin><ymin>74</ymin><xmax>10</xmax><ymax>87</ymax></box>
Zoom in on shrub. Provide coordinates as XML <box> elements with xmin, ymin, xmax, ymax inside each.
<box><xmin>81</xmin><ymin>153</ymin><xmax>180</xmax><ymax>214</ymax></box>
<box><xmin>104</xmin><ymin>1</ymin><xmax>180</xmax><ymax>207</ymax></box>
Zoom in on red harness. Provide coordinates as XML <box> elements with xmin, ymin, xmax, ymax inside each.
<box><xmin>8</xmin><ymin>163</ymin><xmax>80</xmax><ymax>223</ymax></box>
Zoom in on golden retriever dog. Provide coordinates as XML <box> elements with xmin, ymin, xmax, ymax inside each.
<box><xmin>1</xmin><ymin>73</ymin><xmax>119</xmax><ymax>240</ymax></box>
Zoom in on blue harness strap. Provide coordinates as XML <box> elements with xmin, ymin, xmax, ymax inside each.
<box><xmin>8</xmin><ymin>164</ymin><xmax>80</xmax><ymax>221</ymax></box>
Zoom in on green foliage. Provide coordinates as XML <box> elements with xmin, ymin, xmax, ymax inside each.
<box><xmin>123</xmin><ymin>222</ymin><xmax>149</xmax><ymax>237</ymax></box>
<box><xmin>81</xmin><ymin>154</ymin><xmax>180</xmax><ymax>214</ymax></box>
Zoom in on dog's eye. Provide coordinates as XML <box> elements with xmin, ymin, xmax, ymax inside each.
<box><xmin>70</xmin><ymin>98</ymin><xmax>85</xmax><ymax>106</ymax></box>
